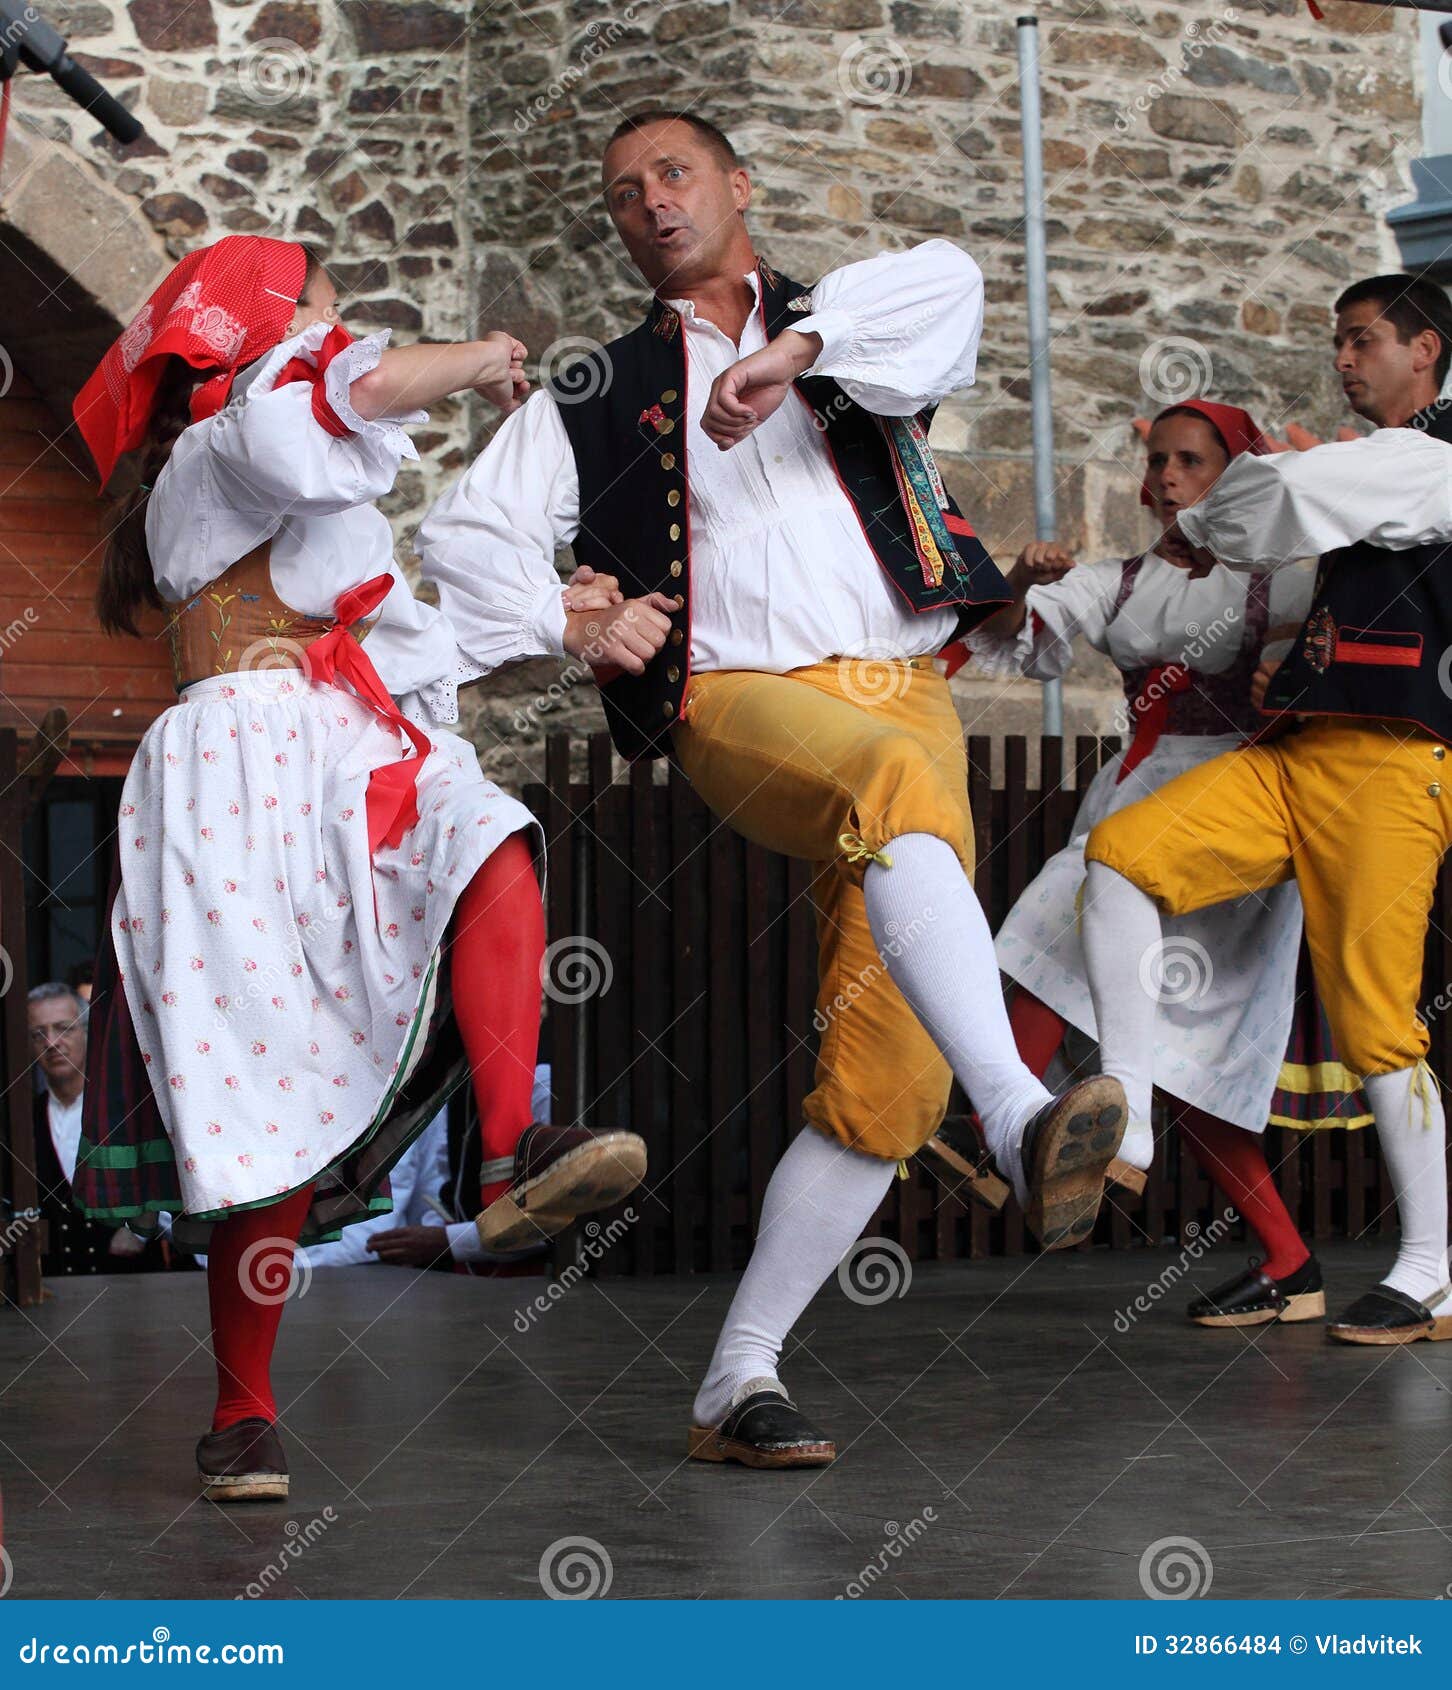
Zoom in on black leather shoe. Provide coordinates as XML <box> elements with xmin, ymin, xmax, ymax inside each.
<box><xmin>1328</xmin><ymin>1282</ymin><xmax>1452</xmax><ymax>1346</ymax></box>
<box><xmin>1020</xmin><ymin>1075</ymin><xmax>1126</xmax><ymax>1251</ymax></box>
<box><xmin>197</xmin><ymin>1417</ymin><xmax>289</xmax><ymax>1503</ymax></box>
<box><xmin>1188</xmin><ymin>1255</ymin><xmax>1324</xmax><ymax>1328</ymax></box>
<box><xmin>688</xmin><ymin>1385</ymin><xmax>836</xmax><ymax>1470</ymax></box>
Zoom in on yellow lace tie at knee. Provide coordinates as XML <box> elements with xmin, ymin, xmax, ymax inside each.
<box><xmin>1411</xmin><ymin>1056</ymin><xmax>1440</xmax><ymax>1130</ymax></box>
<box><xmin>839</xmin><ymin>832</ymin><xmax>893</xmax><ymax>870</ymax></box>
<box><xmin>896</xmin><ymin>1159</ymin><xmax>909</xmax><ymax>1181</ymax></box>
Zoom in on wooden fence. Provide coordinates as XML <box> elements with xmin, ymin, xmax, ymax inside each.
<box><xmin>526</xmin><ymin>731</ymin><xmax>1449</xmax><ymax>1276</ymax></box>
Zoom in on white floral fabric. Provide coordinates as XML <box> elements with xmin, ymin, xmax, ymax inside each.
<box><xmin>113</xmin><ymin>670</ymin><xmax>535</xmax><ymax>1215</ymax></box>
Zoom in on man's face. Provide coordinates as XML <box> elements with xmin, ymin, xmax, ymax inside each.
<box><xmin>28</xmin><ymin>995</ymin><xmax>86</xmax><ymax>1089</ymax></box>
<box><xmin>1333</xmin><ymin>299</ymin><xmax>1439</xmax><ymax>425</ymax></box>
<box><xmin>601</xmin><ymin>119</ymin><xmax>751</xmax><ymax>292</ymax></box>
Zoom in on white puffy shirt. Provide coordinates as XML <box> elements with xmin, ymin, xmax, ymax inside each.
<box><xmin>146</xmin><ymin>321</ymin><xmax>475</xmax><ymax>723</ymax></box>
<box><xmin>416</xmin><ymin>240</ymin><xmax>986</xmax><ymax>676</ymax></box>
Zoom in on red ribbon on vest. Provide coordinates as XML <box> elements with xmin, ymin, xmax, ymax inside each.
<box><xmin>1116</xmin><ymin>662</ymin><xmax>1191</xmax><ymax>785</ymax></box>
<box><xmin>302</xmin><ymin>574</ymin><xmax>433</xmax><ymax>855</ymax></box>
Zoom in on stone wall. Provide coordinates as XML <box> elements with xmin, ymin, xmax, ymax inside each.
<box><xmin>2</xmin><ymin>0</ymin><xmax>1427</xmax><ymax>777</ymax></box>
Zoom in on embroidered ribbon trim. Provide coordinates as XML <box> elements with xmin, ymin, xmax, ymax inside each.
<box><xmin>881</xmin><ymin>414</ymin><xmax>955</xmax><ymax>589</ymax></box>
<box><xmin>302</xmin><ymin>573</ymin><xmax>433</xmax><ymax>856</ymax></box>
<box><xmin>1115</xmin><ymin>662</ymin><xmax>1192</xmax><ymax>785</ymax></box>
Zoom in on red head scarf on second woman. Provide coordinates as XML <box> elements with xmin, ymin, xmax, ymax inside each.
<box><xmin>73</xmin><ymin>235</ymin><xmax>309</xmax><ymax>488</ymax></box>
<box><xmin>1138</xmin><ymin>397</ymin><xmax>1270</xmax><ymax>507</ymax></box>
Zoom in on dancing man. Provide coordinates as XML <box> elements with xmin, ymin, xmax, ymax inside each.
<box><xmin>1082</xmin><ymin>273</ymin><xmax>1452</xmax><ymax>1346</ymax></box>
<box><xmin>419</xmin><ymin>111</ymin><xmax>1128</xmax><ymax>1469</ymax></box>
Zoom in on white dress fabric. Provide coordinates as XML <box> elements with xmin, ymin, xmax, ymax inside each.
<box><xmin>416</xmin><ymin>240</ymin><xmax>980</xmax><ymax>676</ymax></box>
<box><xmin>966</xmin><ymin>552</ymin><xmax>1315</xmax><ymax>1131</ymax></box>
<box><xmin>113</xmin><ymin>322</ymin><xmax>536</xmax><ymax>1218</ymax></box>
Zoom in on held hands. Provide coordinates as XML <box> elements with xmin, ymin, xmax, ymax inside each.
<box><xmin>1158</xmin><ymin>517</ymin><xmax>1218</xmax><ymax>579</ymax></box>
<box><xmin>562</xmin><ymin>565</ymin><xmax>624</xmax><ymax>613</ymax></box>
<box><xmin>701</xmin><ymin>329</ymin><xmax>823</xmax><ymax>451</ymax></box>
<box><xmin>473</xmin><ymin>330</ymin><xmax>530</xmax><ymax>415</ymax></box>
<box><xmin>1009</xmin><ymin>540</ymin><xmax>1076</xmax><ymax>594</ymax></box>
<box><xmin>563</xmin><ymin>594</ymin><xmax>677</xmax><ymax>677</ymax></box>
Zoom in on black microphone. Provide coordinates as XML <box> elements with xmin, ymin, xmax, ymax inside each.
<box><xmin>0</xmin><ymin>0</ymin><xmax>143</xmax><ymax>145</ymax></box>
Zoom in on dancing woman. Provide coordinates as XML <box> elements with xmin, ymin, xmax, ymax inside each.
<box><xmin>966</xmin><ymin>400</ymin><xmax>1360</xmax><ymax>1327</ymax></box>
<box><xmin>72</xmin><ymin>236</ymin><xmax>646</xmax><ymax>1500</ymax></box>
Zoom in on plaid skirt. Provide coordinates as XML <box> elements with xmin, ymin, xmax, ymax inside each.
<box><xmin>74</xmin><ymin>861</ymin><xmax>469</xmax><ymax>1252</ymax></box>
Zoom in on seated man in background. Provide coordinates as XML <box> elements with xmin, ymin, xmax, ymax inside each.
<box><xmin>28</xmin><ymin>982</ymin><xmax>171</xmax><ymax>1275</ymax></box>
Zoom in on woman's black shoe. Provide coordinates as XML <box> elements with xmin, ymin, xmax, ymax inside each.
<box><xmin>688</xmin><ymin>1383</ymin><xmax>836</xmax><ymax>1470</ymax></box>
<box><xmin>1187</xmin><ymin>1255</ymin><xmax>1324</xmax><ymax>1328</ymax></box>
<box><xmin>1328</xmin><ymin>1282</ymin><xmax>1452</xmax><ymax>1346</ymax></box>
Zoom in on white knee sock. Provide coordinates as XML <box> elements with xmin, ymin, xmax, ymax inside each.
<box><xmin>692</xmin><ymin>1126</ymin><xmax>896</xmax><ymax>1427</ymax></box>
<box><xmin>1366</xmin><ymin>1066</ymin><xmax>1451</xmax><ymax>1310</ymax></box>
<box><xmin>861</xmin><ymin>832</ymin><xmax>1051</xmax><ymax>1197</ymax></box>
<box><xmin>1082</xmin><ymin>860</ymin><xmax>1160</xmax><ymax>1164</ymax></box>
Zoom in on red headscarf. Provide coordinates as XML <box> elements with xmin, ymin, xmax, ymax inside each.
<box><xmin>73</xmin><ymin>235</ymin><xmax>309</xmax><ymax>488</ymax></box>
<box><xmin>1139</xmin><ymin>398</ymin><xmax>1269</xmax><ymax>508</ymax></box>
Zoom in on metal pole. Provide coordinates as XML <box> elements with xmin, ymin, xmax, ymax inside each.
<box><xmin>1016</xmin><ymin>15</ymin><xmax>1062</xmax><ymax>737</ymax></box>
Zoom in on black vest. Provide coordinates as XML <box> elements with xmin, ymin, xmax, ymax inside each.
<box><xmin>1262</xmin><ymin>403</ymin><xmax>1452</xmax><ymax>742</ymax></box>
<box><xmin>550</xmin><ymin>258</ymin><xmax>1012</xmax><ymax>761</ymax></box>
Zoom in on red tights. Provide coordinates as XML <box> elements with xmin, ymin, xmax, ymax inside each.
<box><xmin>449</xmin><ymin>831</ymin><xmax>545</xmax><ymax>1207</ymax></box>
<box><xmin>204</xmin><ymin>831</ymin><xmax>545</xmax><ymax>1431</ymax></box>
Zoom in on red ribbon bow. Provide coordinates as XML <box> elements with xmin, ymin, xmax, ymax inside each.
<box><xmin>302</xmin><ymin>574</ymin><xmax>433</xmax><ymax>856</ymax></box>
<box><xmin>1116</xmin><ymin>662</ymin><xmax>1192</xmax><ymax>785</ymax></box>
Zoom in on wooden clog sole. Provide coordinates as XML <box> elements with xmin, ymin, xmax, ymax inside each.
<box><xmin>1191</xmin><ymin>1289</ymin><xmax>1325</xmax><ymax>1328</ymax></box>
<box><xmin>1025</xmin><ymin>1077</ymin><xmax>1127</xmax><ymax>1252</ymax></box>
<box><xmin>200</xmin><ymin>1470</ymin><xmax>290</xmax><ymax>1503</ymax></box>
<box><xmin>686</xmin><ymin>1424</ymin><xmax>836</xmax><ymax>1469</ymax></box>
<box><xmin>475</xmin><ymin>1132</ymin><xmax>647</xmax><ymax>1253</ymax></box>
